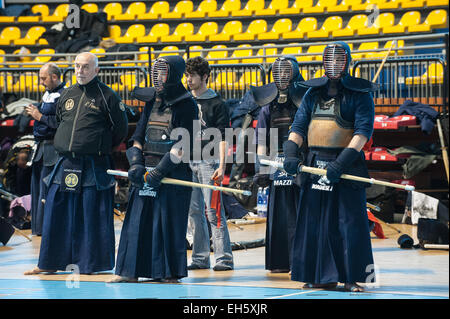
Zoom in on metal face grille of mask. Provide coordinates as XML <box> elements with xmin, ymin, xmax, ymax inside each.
<box><xmin>323</xmin><ymin>46</ymin><xmax>348</xmax><ymax>80</ymax></box>
<box><xmin>152</xmin><ymin>59</ymin><xmax>169</xmax><ymax>92</ymax></box>
<box><xmin>272</xmin><ymin>59</ymin><xmax>293</xmax><ymax>91</ymax></box>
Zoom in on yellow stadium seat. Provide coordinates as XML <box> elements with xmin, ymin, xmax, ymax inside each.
<box><xmin>103</xmin><ymin>25</ymin><xmax>122</xmax><ymax>41</ymax></box>
<box><xmin>164</xmin><ymin>1</ymin><xmax>194</xmax><ymax>19</ymax></box>
<box><xmin>140</xmin><ymin>1</ymin><xmax>169</xmax><ymax>19</ymax></box>
<box><xmin>281</xmin><ymin>44</ymin><xmax>302</xmax><ymax>57</ymax></box>
<box><xmin>14</xmin><ymin>26</ymin><xmax>46</xmax><ymax>46</ymax></box>
<box><xmin>0</xmin><ymin>72</ymin><xmax>14</xmax><ymax>90</ymax></box>
<box><xmin>0</xmin><ymin>49</ymin><xmax>5</xmax><ymax>66</ymax></box>
<box><xmin>313</xmin><ymin>68</ymin><xmax>325</xmax><ymax>78</ymax></box>
<box><xmin>332</xmin><ymin>14</ymin><xmax>368</xmax><ymax>37</ymax></box>
<box><xmin>405</xmin><ymin>63</ymin><xmax>444</xmax><ymax>85</ymax></box>
<box><xmin>137</xmin><ymin>47</ymin><xmax>155</xmax><ymax>67</ymax></box>
<box><xmin>103</xmin><ymin>2</ymin><xmax>123</xmax><ymax>20</ymax></box>
<box><xmin>0</xmin><ymin>16</ymin><xmax>14</xmax><ymax>23</ymax></box>
<box><xmin>0</xmin><ymin>26</ymin><xmax>21</xmax><ymax>45</ymax></box>
<box><xmin>213</xmin><ymin>71</ymin><xmax>237</xmax><ymax>90</ymax></box>
<box><xmin>384</xmin><ymin>39</ymin><xmax>404</xmax><ymax>56</ymax></box>
<box><xmin>227</xmin><ymin>44</ymin><xmax>254</xmax><ymax>64</ymax></box>
<box><xmin>209</xmin><ymin>0</ymin><xmax>240</xmax><ymax>17</ymax></box>
<box><xmin>327</xmin><ymin>0</ymin><xmax>355</xmax><ymax>12</ymax></box>
<box><xmin>231</xmin><ymin>0</ymin><xmax>264</xmax><ymax>16</ymax></box>
<box><xmin>383</xmin><ymin>11</ymin><xmax>421</xmax><ymax>34</ymax></box>
<box><xmin>255</xmin><ymin>43</ymin><xmax>278</xmax><ymax>64</ymax></box>
<box><xmin>162</xmin><ymin>23</ymin><xmax>194</xmax><ymax>42</ymax></box>
<box><xmin>116</xmin><ymin>2</ymin><xmax>146</xmax><ymax>20</ymax></box>
<box><xmin>426</xmin><ymin>0</ymin><xmax>448</xmax><ymax>6</ymax></box>
<box><xmin>158</xmin><ymin>46</ymin><xmax>180</xmax><ymax>58</ymax></box>
<box><xmin>115</xmin><ymin>24</ymin><xmax>146</xmax><ymax>44</ymax></box>
<box><xmin>14</xmin><ymin>73</ymin><xmax>41</xmax><ymax>92</ymax></box>
<box><xmin>279</xmin><ymin>0</ymin><xmax>313</xmax><ymax>14</ymax></box>
<box><xmin>183</xmin><ymin>45</ymin><xmax>204</xmax><ymax>60</ymax></box>
<box><xmin>361</xmin><ymin>40</ymin><xmax>403</xmax><ymax>59</ymax></box>
<box><xmin>357</xmin><ymin>12</ymin><xmax>394</xmax><ymax>36</ymax></box>
<box><xmin>28</xmin><ymin>49</ymin><xmax>55</xmax><ymax>67</ymax></box>
<box><xmin>16</xmin><ymin>4</ymin><xmax>48</xmax><ymax>22</ymax></box>
<box><xmin>307</xmin><ymin>16</ymin><xmax>343</xmax><ymax>38</ymax></box>
<box><xmin>206</xmin><ymin>45</ymin><xmax>229</xmax><ymax>64</ymax></box>
<box><xmin>408</xmin><ymin>9</ymin><xmax>448</xmax><ymax>32</ymax></box>
<box><xmin>90</xmin><ymin>48</ymin><xmax>106</xmax><ymax>59</ymax></box>
<box><xmin>352</xmin><ymin>42</ymin><xmax>379</xmax><ymax>59</ymax></box>
<box><xmin>210</xmin><ymin>20</ymin><xmax>243</xmax><ymax>42</ymax></box>
<box><xmin>42</xmin><ymin>4</ymin><xmax>69</xmax><ymax>22</ymax></box>
<box><xmin>350</xmin><ymin>0</ymin><xmax>398</xmax><ymax>11</ymax></box>
<box><xmin>299</xmin><ymin>45</ymin><xmax>327</xmax><ymax>62</ymax></box>
<box><xmin>255</xmin><ymin>0</ymin><xmax>289</xmax><ymax>16</ymax></box>
<box><xmin>401</xmin><ymin>0</ymin><xmax>425</xmax><ymax>8</ymax></box>
<box><xmin>283</xmin><ymin>17</ymin><xmax>317</xmax><ymax>39</ymax></box>
<box><xmin>237</xmin><ymin>71</ymin><xmax>264</xmax><ymax>89</ymax></box>
<box><xmin>81</xmin><ymin>3</ymin><xmax>99</xmax><ymax>13</ymax></box>
<box><xmin>112</xmin><ymin>74</ymin><xmax>138</xmax><ymax>91</ymax></box>
<box><xmin>234</xmin><ymin>19</ymin><xmax>267</xmax><ymax>41</ymax></box>
<box><xmin>378</xmin><ymin>0</ymin><xmax>401</xmax><ymax>9</ymax></box>
<box><xmin>258</xmin><ymin>18</ymin><xmax>292</xmax><ymax>40</ymax></box>
<box><xmin>303</xmin><ymin>0</ymin><xmax>337</xmax><ymax>13</ymax></box>
<box><xmin>186</xmin><ymin>0</ymin><xmax>217</xmax><ymax>18</ymax></box>
<box><xmin>185</xmin><ymin>22</ymin><xmax>219</xmax><ymax>42</ymax></box>
<box><xmin>140</xmin><ymin>23</ymin><xmax>170</xmax><ymax>43</ymax></box>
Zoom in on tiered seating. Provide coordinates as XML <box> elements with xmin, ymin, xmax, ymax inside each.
<box><xmin>405</xmin><ymin>63</ymin><xmax>444</xmax><ymax>85</ymax></box>
<box><xmin>283</xmin><ymin>17</ymin><xmax>318</xmax><ymax>39</ymax></box>
<box><xmin>0</xmin><ymin>0</ymin><xmax>447</xmax><ymax>76</ymax></box>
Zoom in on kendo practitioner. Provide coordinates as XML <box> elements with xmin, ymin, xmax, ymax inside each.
<box><xmin>25</xmin><ymin>63</ymin><xmax>65</xmax><ymax>236</ymax></box>
<box><xmin>283</xmin><ymin>42</ymin><xmax>377</xmax><ymax>292</ymax></box>
<box><xmin>108</xmin><ymin>55</ymin><xmax>198</xmax><ymax>283</ymax></box>
<box><xmin>252</xmin><ymin>55</ymin><xmax>307</xmax><ymax>273</ymax></box>
<box><xmin>24</xmin><ymin>52</ymin><xmax>128</xmax><ymax>275</ymax></box>
<box><xmin>185</xmin><ymin>56</ymin><xmax>234</xmax><ymax>271</ymax></box>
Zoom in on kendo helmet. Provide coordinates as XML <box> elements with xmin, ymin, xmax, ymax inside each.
<box><xmin>272</xmin><ymin>55</ymin><xmax>300</xmax><ymax>91</ymax></box>
<box><xmin>151</xmin><ymin>55</ymin><xmax>186</xmax><ymax>92</ymax></box>
<box><xmin>323</xmin><ymin>42</ymin><xmax>352</xmax><ymax>80</ymax></box>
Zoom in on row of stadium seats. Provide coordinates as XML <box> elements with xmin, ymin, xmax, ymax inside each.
<box><xmin>1</xmin><ymin>0</ymin><xmax>447</xmax><ymax>23</ymax></box>
<box><xmin>75</xmin><ymin>9</ymin><xmax>450</xmax><ymax>43</ymax></box>
<box><xmin>1</xmin><ymin>9</ymin><xmax>445</xmax><ymax>47</ymax></box>
<box><xmin>0</xmin><ymin>40</ymin><xmax>405</xmax><ymax>69</ymax></box>
<box><xmin>1</xmin><ymin>61</ymin><xmax>443</xmax><ymax>93</ymax></box>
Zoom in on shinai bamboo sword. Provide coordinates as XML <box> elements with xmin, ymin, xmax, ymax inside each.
<box><xmin>259</xmin><ymin>159</ymin><xmax>415</xmax><ymax>191</ymax></box>
<box><xmin>107</xmin><ymin>169</ymin><xmax>252</xmax><ymax>196</ymax></box>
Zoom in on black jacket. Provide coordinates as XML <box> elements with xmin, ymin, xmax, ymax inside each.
<box><xmin>195</xmin><ymin>88</ymin><xmax>230</xmax><ymax>141</ymax></box>
<box><xmin>53</xmin><ymin>77</ymin><xmax>128</xmax><ymax>156</ymax></box>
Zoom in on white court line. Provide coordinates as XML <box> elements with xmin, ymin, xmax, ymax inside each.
<box><xmin>266</xmin><ymin>289</ymin><xmax>323</xmax><ymax>299</ymax></box>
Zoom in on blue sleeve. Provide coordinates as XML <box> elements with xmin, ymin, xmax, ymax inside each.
<box><xmin>254</xmin><ymin>105</ymin><xmax>270</xmax><ymax>146</ymax></box>
<box><xmin>353</xmin><ymin>92</ymin><xmax>375</xmax><ymax>140</ymax></box>
<box><xmin>289</xmin><ymin>89</ymin><xmax>314</xmax><ymax>140</ymax></box>
<box><xmin>128</xmin><ymin>102</ymin><xmax>153</xmax><ymax>147</ymax></box>
<box><xmin>39</xmin><ymin>114</ymin><xmax>58</xmax><ymax>129</ymax></box>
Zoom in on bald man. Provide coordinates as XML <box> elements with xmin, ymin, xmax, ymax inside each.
<box><xmin>25</xmin><ymin>63</ymin><xmax>65</xmax><ymax>236</ymax></box>
<box><xmin>25</xmin><ymin>52</ymin><xmax>128</xmax><ymax>275</ymax></box>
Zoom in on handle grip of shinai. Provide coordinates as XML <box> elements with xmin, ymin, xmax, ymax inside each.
<box><xmin>259</xmin><ymin>159</ymin><xmax>415</xmax><ymax>191</ymax></box>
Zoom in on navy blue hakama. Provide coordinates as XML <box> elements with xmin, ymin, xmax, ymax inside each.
<box><xmin>38</xmin><ymin>184</ymin><xmax>115</xmax><ymax>273</ymax></box>
<box><xmin>115</xmin><ymin>169</ymin><xmax>192</xmax><ymax>280</ymax></box>
<box><xmin>290</xmin><ymin>152</ymin><xmax>375</xmax><ymax>285</ymax></box>
<box><xmin>265</xmin><ymin>182</ymin><xmax>299</xmax><ymax>271</ymax></box>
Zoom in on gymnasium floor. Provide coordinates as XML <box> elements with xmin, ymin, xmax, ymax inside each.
<box><xmin>0</xmin><ymin>217</ymin><xmax>448</xmax><ymax>300</ymax></box>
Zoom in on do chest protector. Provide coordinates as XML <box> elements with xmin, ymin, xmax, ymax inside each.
<box><xmin>269</xmin><ymin>102</ymin><xmax>298</xmax><ymax>152</ymax></box>
<box><xmin>307</xmin><ymin>94</ymin><xmax>354</xmax><ymax>149</ymax></box>
<box><xmin>143</xmin><ymin>103</ymin><xmax>174</xmax><ymax>162</ymax></box>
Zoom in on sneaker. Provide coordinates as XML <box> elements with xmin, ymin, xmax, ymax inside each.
<box><xmin>187</xmin><ymin>264</ymin><xmax>209</xmax><ymax>270</ymax></box>
<box><xmin>213</xmin><ymin>264</ymin><xmax>233</xmax><ymax>271</ymax></box>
